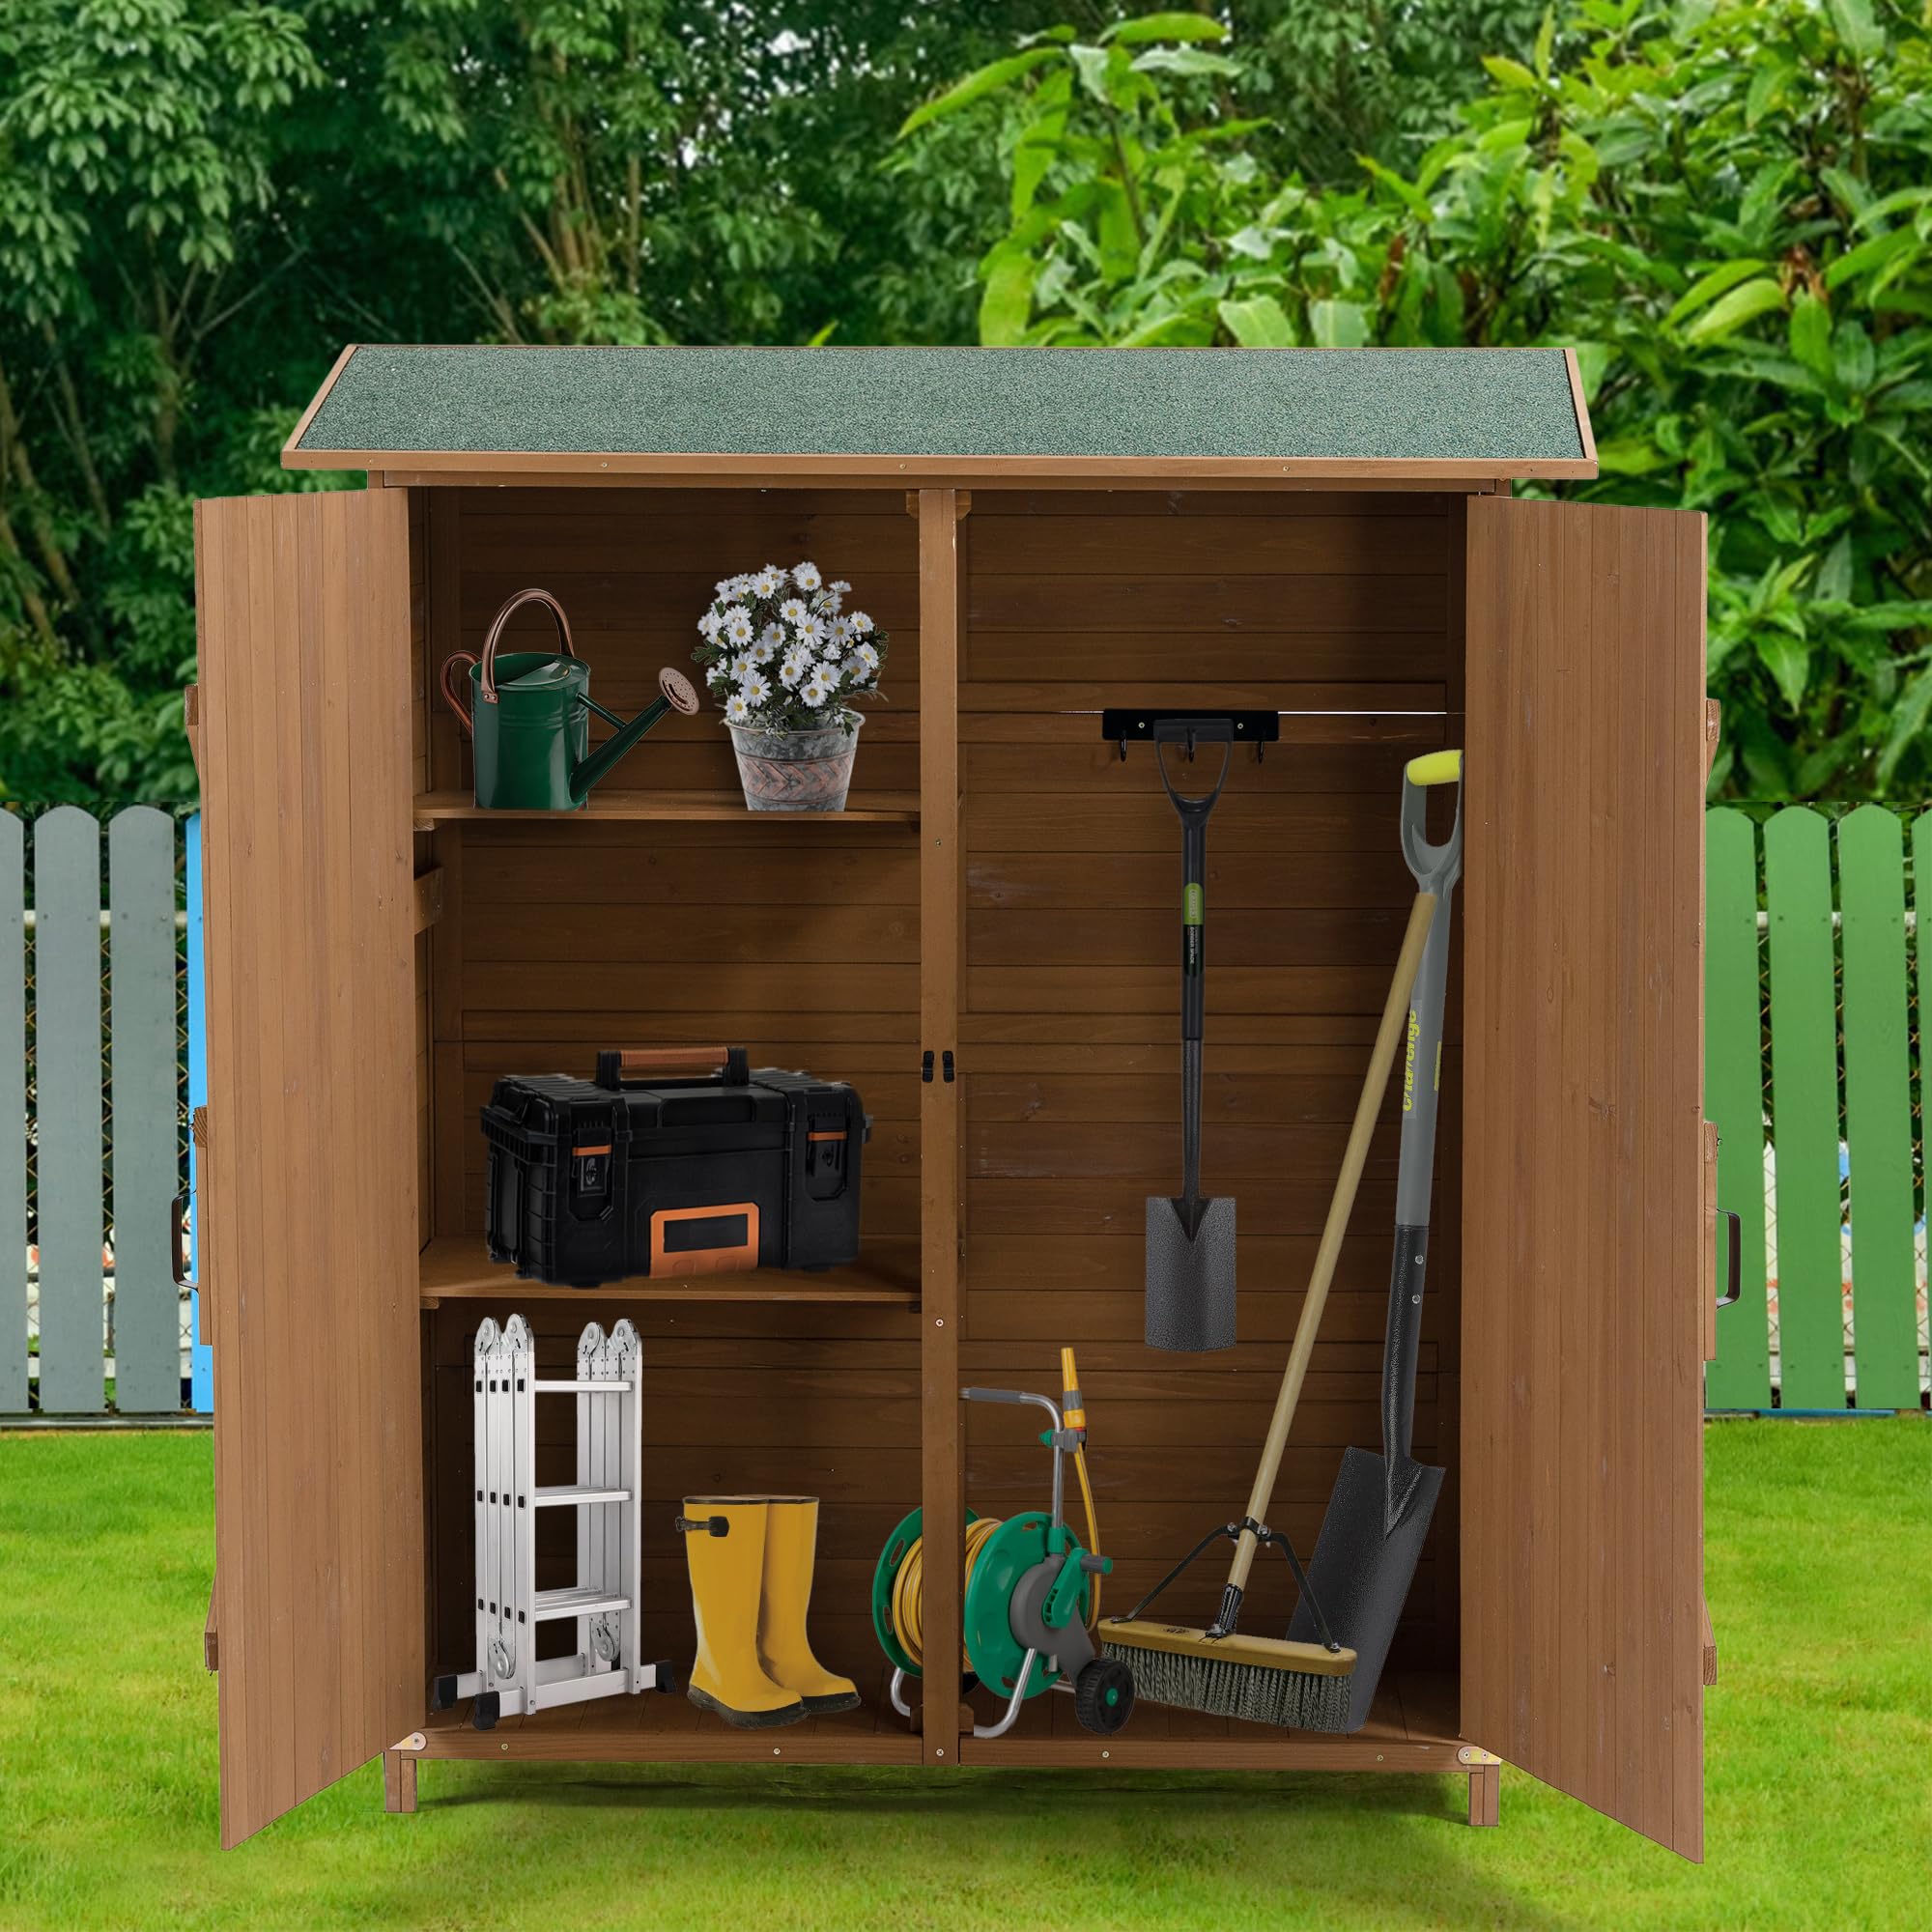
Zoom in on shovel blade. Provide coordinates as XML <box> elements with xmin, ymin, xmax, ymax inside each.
<box><xmin>1288</xmin><ymin>1444</ymin><xmax>1445</xmax><ymax>1733</ymax></box>
<box><xmin>1144</xmin><ymin>1194</ymin><xmax>1236</xmax><ymax>1352</ymax></box>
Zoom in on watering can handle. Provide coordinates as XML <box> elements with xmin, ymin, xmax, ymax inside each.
<box><xmin>439</xmin><ymin>652</ymin><xmax>479</xmax><ymax>736</ymax></box>
<box><xmin>436</xmin><ymin>587</ymin><xmax>579</xmax><ymax>737</ymax></box>
<box><xmin>480</xmin><ymin>587</ymin><xmax>578</xmax><ymax>704</ymax></box>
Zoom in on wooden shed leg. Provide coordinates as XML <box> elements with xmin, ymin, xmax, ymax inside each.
<box><xmin>384</xmin><ymin>1751</ymin><xmax>418</xmax><ymax>1815</ymax></box>
<box><xmin>1466</xmin><ymin>1761</ymin><xmax>1500</xmax><ymax>1828</ymax></box>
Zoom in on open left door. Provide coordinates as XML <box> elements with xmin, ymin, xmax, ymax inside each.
<box><xmin>195</xmin><ymin>489</ymin><xmax>423</xmax><ymax>1846</ymax></box>
<box><xmin>1462</xmin><ymin>497</ymin><xmax>1707</xmax><ymax>1860</ymax></box>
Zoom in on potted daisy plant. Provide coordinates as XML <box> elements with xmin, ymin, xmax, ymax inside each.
<box><xmin>692</xmin><ymin>561</ymin><xmax>888</xmax><ymax>811</ymax></box>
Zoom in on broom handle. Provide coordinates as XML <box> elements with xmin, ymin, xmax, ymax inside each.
<box><xmin>1222</xmin><ymin>890</ymin><xmax>1438</xmax><ymax>1599</ymax></box>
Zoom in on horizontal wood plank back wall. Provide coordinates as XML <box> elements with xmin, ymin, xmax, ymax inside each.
<box><xmin>961</xmin><ymin>492</ymin><xmax>1466</xmax><ymax>1671</ymax></box>
<box><xmin>426</xmin><ymin>490</ymin><xmax>923</xmax><ymax>1676</ymax></box>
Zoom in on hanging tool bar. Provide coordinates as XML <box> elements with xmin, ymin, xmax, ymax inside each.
<box><xmin>1094</xmin><ymin>707</ymin><xmax>1447</xmax><ymax>762</ymax></box>
<box><xmin>1101</xmin><ymin>709</ymin><xmax>1281</xmax><ymax>753</ymax></box>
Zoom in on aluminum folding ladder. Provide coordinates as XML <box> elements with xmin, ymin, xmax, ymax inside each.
<box><xmin>434</xmin><ymin>1314</ymin><xmax>675</xmax><ymax>1728</ymax></box>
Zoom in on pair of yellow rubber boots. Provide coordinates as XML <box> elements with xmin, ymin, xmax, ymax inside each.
<box><xmin>679</xmin><ymin>1494</ymin><xmax>859</xmax><ymax>1727</ymax></box>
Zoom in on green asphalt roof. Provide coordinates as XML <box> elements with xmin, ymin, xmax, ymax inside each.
<box><xmin>289</xmin><ymin>344</ymin><xmax>1588</xmax><ymax>469</ymax></box>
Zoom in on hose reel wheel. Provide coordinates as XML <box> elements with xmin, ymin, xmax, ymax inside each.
<box><xmin>961</xmin><ymin>1515</ymin><xmax>1090</xmax><ymax>1700</ymax></box>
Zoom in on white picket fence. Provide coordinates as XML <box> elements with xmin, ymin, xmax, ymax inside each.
<box><xmin>5</xmin><ymin>806</ymin><xmax>190</xmax><ymax>1416</ymax></box>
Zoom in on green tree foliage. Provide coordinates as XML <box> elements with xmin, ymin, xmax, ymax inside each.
<box><xmin>0</xmin><ymin>0</ymin><xmax>1058</xmax><ymax>805</ymax></box>
<box><xmin>4</xmin><ymin>2</ymin><xmax>1926</xmax><ymax>804</ymax></box>
<box><xmin>902</xmin><ymin>0</ymin><xmax>1932</xmax><ymax>799</ymax></box>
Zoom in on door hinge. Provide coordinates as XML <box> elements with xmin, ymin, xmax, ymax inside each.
<box><xmin>1457</xmin><ymin>1745</ymin><xmax>1502</xmax><ymax>1767</ymax></box>
<box><xmin>942</xmin><ymin>1050</ymin><xmax>955</xmax><ymax>1083</ymax></box>
<box><xmin>921</xmin><ymin>1050</ymin><xmax>934</xmax><ymax>1083</ymax></box>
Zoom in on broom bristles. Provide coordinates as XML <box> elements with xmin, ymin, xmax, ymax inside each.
<box><xmin>1101</xmin><ymin>1637</ymin><xmax>1354</xmax><ymax>1733</ymax></box>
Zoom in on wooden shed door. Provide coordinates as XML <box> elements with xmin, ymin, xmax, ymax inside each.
<box><xmin>1461</xmin><ymin>497</ymin><xmax>1707</xmax><ymax>1861</ymax></box>
<box><xmin>195</xmin><ymin>490</ymin><xmax>423</xmax><ymax>1846</ymax></box>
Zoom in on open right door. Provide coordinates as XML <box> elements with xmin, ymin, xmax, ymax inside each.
<box><xmin>1461</xmin><ymin>497</ymin><xmax>1708</xmax><ymax>1861</ymax></box>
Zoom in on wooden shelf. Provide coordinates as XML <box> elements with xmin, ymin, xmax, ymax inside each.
<box><xmin>417</xmin><ymin>1236</ymin><xmax>920</xmax><ymax>1309</ymax></box>
<box><xmin>412</xmin><ymin>789</ymin><xmax>919</xmax><ymax>829</ymax></box>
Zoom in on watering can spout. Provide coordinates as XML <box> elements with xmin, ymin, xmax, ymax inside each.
<box><xmin>571</xmin><ymin>668</ymin><xmax>700</xmax><ymax>802</ymax></box>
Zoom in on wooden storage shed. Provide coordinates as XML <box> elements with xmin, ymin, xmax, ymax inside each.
<box><xmin>189</xmin><ymin>344</ymin><xmax>1715</xmax><ymax>1858</ymax></box>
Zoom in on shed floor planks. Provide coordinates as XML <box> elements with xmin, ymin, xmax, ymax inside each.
<box><xmin>417</xmin><ymin>1670</ymin><xmax>920</xmax><ymax>1764</ymax></box>
<box><xmin>412</xmin><ymin>1671</ymin><xmax>1459</xmax><ymax>1772</ymax></box>
<box><xmin>959</xmin><ymin>1671</ymin><xmax>1460</xmax><ymax>1769</ymax></box>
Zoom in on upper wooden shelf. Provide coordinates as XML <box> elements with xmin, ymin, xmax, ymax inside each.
<box><xmin>412</xmin><ymin>789</ymin><xmax>919</xmax><ymax>830</ymax></box>
<box><xmin>417</xmin><ymin>1236</ymin><xmax>921</xmax><ymax>1309</ymax></box>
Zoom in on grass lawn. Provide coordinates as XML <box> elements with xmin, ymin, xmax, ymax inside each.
<box><xmin>0</xmin><ymin>1421</ymin><xmax>1926</xmax><ymax>1931</ymax></box>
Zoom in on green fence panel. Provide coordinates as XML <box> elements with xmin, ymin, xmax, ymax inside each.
<box><xmin>0</xmin><ymin>813</ymin><xmax>22</xmax><ymax>1412</ymax></box>
<box><xmin>1763</xmin><ymin>807</ymin><xmax>1845</xmax><ymax>1409</ymax></box>
<box><xmin>1704</xmin><ymin>809</ymin><xmax>1771</xmax><ymax>1408</ymax></box>
<box><xmin>1835</xmin><ymin>807</ymin><xmax>1921</xmax><ymax>1407</ymax></box>
<box><xmin>1918</xmin><ymin>811</ymin><xmax>1932</xmax><ymax>1398</ymax></box>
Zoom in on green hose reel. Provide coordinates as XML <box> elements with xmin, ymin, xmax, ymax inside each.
<box><xmin>871</xmin><ymin>1373</ymin><xmax>1135</xmax><ymax>1740</ymax></box>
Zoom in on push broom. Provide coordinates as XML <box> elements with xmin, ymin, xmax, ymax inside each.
<box><xmin>1102</xmin><ymin>751</ymin><xmax>1463</xmax><ymax>1730</ymax></box>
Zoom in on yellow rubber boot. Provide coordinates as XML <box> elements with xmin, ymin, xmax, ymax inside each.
<box><xmin>757</xmin><ymin>1496</ymin><xmax>861</xmax><ymax>1716</ymax></box>
<box><xmin>679</xmin><ymin>1497</ymin><xmax>805</xmax><ymax>1728</ymax></box>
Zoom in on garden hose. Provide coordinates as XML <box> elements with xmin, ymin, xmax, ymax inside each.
<box><xmin>1070</xmin><ymin>1445</ymin><xmax>1102</xmax><ymax>1630</ymax></box>
<box><xmin>1061</xmin><ymin>1349</ymin><xmax>1101</xmax><ymax>1630</ymax></box>
<box><xmin>891</xmin><ymin>1517</ymin><xmax>1001</xmax><ymax>1670</ymax></box>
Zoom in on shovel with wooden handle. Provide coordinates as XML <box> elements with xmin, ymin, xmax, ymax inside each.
<box><xmin>1288</xmin><ymin>749</ymin><xmax>1463</xmax><ymax>1732</ymax></box>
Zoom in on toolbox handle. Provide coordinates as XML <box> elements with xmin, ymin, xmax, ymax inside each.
<box><xmin>595</xmin><ymin>1046</ymin><xmax>751</xmax><ymax>1088</ymax></box>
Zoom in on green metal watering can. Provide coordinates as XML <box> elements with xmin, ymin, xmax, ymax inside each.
<box><xmin>440</xmin><ymin>588</ymin><xmax>698</xmax><ymax>810</ymax></box>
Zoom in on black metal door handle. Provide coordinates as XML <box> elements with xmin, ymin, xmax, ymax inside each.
<box><xmin>172</xmin><ymin>1191</ymin><xmax>191</xmax><ymax>1288</ymax></box>
<box><xmin>1716</xmin><ymin>1209</ymin><xmax>1742</xmax><ymax>1308</ymax></box>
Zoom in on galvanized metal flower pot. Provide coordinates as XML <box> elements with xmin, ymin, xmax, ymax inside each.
<box><xmin>728</xmin><ymin>711</ymin><xmax>863</xmax><ymax>811</ymax></box>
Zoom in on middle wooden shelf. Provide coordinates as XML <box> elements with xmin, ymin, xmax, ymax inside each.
<box><xmin>412</xmin><ymin>788</ymin><xmax>920</xmax><ymax>829</ymax></box>
<box><xmin>416</xmin><ymin>1235</ymin><xmax>922</xmax><ymax>1309</ymax></box>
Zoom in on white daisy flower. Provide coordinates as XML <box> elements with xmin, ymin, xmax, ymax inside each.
<box><xmin>752</xmin><ymin>565</ymin><xmax>783</xmax><ymax>598</ymax></box>
<box><xmin>831</xmin><ymin>580</ymin><xmax>851</xmax><ymax>596</ymax></box>
<box><xmin>780</xmin><ymin>597</ymin><xmax>809</xmax><ymax>626</ymax></box>
<box><xmin>722</xmin><ymin>607</ymin><xmax>754</xmax><ymax>645</ymax></box>
<box><xmin>760</xmin><ymin>621</ymin><xmax>785</xmax><ymax>649</ymax></box>
<box><xmin>741</xmin><ymin>671</ymin><xmax>772</xmax><ymax>706</ymax></box>
<box><xmin>792</xmin><ymin>560</ymin><xmax>823</xmax><ymax>592</ymax></box>
<box><xmin>779</xmin><ymin>652</ymin><xmax>809</xmax><ymax>689</ymax></box>
<box><xmin>853</xmin><ymin>641</ymin><xmax>880</xmax><ymax>672</ymax></box>
<box><xmin>697</xmin><ymin>610</ymin><xmax>724</xmax><ymax>640</ymax></box>
<box><xmin>724</xmin><ymin>694</ymin><xmax>752</xmax><ymax>724</ymax></box>
<box><xmin>727</xmin><ymin>651</ymin><xmax>754</xmax><ymax>679</ymax></box>
<box><xmin>716</xmin><ymin>579</ymin><xmax>736</xmax><ymax>600</ymax></box>
<box><xmin>848</xmin><ymin>610</ymin><xmax>874</xmax><ymax>635</ymax></box>
<box><xmin>750</xmin><ymin>638</ymin><xmax>778</xmax><ymax>667</ymax></box>
<box><xmin>831</xmin><ymin>615</ymin><xmax>854</xmax><ymax>644</ymax></box>
<box><xmin>801</xmin><ymin>668</ymin><xmax>834</xmax><ymax>706</ymax></box>
<box><xmin>796</xmin><ymin>612</ymin><xmax>828</xmax><ymax>646</ymax></box>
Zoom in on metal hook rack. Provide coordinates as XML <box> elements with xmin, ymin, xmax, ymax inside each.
<box><xmin>1093</xmin><ymin>707</ymin><xmax>1449</xmax><ymax>763</ymax></box>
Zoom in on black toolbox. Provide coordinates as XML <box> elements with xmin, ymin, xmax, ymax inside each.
<box><xmin>481</xmin><ymin>1046</ymin><xmax>867</xmax><ymax>1287</ymax></box>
